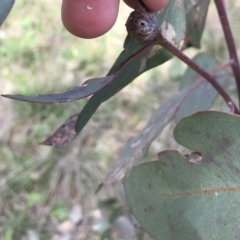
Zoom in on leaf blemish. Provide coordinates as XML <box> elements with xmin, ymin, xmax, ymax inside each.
<box><xmin>205</xmin><ymin>154</ymin><xmax>221</xmax><ymax>167</ymax></box>
<box><xmin>143</xmin><ymin>127</ymin><xmax>151</xmax><ymax>134</ymax></box>
<box><xmin>160</xmin><ymin>21</ymin><xmax>176</xmax><ymax>45</ymax></box>
<box><xmin>188</xmin><ymin>127</ymin><xmax>201</xmax><ymax>135</ymax></box>
<box><xmin>144</xmin><ymin>205</ymin><xmax>155</xmax><ymax>213</ymax></box>
<box><xmin>131</xmin><ymin>140</ymin><xmax>141</xmax><ymax>148</ymax></box>
<box><xmin>167</xmin><ymin>221</ymin><xmax>175</xmax><ymax>232</ymax></box>
<box><xmin>139</xmin><ymin>45</ymin><xmax>161</xmax><ymax>73</ymax></box>
<box><xmin>221</xmin><ymin>137</ymin><xmax>232</xmax><ymax>148</ymax></box>
<box><xmin>227</xmin><ymin>163</ymin><xmax>240</xmax><ymax>174</ymax></box>
<box><xmin>216</xmin><ymin>216</ymin><xmax>227</xmax><ymax>226</ymax></box>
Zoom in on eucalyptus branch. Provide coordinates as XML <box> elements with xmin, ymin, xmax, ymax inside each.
<box><xmin>156</xmin><ymin>32</ymin><xmax>239</xmax><ymax>114</ymax></box>
<box><xmin>214</xmin><ymin>0</ymin><xmax>240</xmax><ymax>105</ymax></box>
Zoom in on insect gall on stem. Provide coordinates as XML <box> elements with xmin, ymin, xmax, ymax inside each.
<box><xmin>125</xmin><ymin>0</ymin><xmax>158</xmax><ymax>44</ymax></box>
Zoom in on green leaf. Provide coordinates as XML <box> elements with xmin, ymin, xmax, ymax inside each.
<box><xmin>124</xmin><ymin>111</ymin><xmax>240</xmax><ymax>240</ymax></box>
<box><xmin>0</xmin><ymin>0</ymin><xmax>14</xmax><ymax>26</ymax></box>
<box><xmin>102</xmin><ymin>86</ymin><xmax>193</xmax><ymax>186</ymax></box>
<box><xmin>2</xmin><ymin>76</ymin><xmax>114</xmax><ymax>103</ymax></box>
<box><xmin>75</xmin><ymin>0</ymin><xmax>187</xmax><ymax>134</ymax></box>
<box><xmin>184</xmin><ymin>0</ymin><xmax>210</xmax><ymax>48</ymax></box>
<box><xmin>110</xmin><ymin>0</ymin><xmax>186</xmax><ymax>74</ymax></box>
<box><xmin>75</xmin><ymin>47</ymin><xmax>171</xmax><ymax>134</ymax></box>
<box><xmin>175</xmin><ymin>53</ymin><xmax>228</xmax><ymax>121</ymax></box>
<box><xmin>103</xmin><ymin>53</ymin><xmax>227</xmax><ymax>186</ymax></box>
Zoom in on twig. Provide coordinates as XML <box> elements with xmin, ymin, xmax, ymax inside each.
<box><xmin>195</xmin><ymin>61</ymin><xmax>232</xmax><ymax>84</ymax></box>
<box><xmin>156</xmin><ymin>32</ymin><xmax>239</xmax><ymax>114</ymax></box>
<box><xmin>214</xmin><ymin>0</ymin><xmax>240</xmax><ymax>106</ymax></box>
<box><xmin>132</xmin><ymin>0</ymin><xmax>148</xmax><ymax>12</ymax></box>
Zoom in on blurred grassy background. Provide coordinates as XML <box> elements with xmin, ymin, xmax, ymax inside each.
<box><xmin>0</xmin><ymin>0</ymin><xmax>239</xmax><ymax>239</ymax></box>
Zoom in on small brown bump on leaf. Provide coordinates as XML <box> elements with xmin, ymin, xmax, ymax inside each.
<box><xmin>183</xmin><ymin>151</ymin><xmax>202</xmax><ymax>164</ymax></box>
<box><xmin>40</xmin><ymin>113</ymin><xmax>78</xmax><ymax>148</ymax></box>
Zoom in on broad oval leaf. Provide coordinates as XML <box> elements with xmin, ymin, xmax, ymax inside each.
<box><xmin>124</xmin><ymin>111</ymin><xmax>240</xmax><ymax>240</ymax></box>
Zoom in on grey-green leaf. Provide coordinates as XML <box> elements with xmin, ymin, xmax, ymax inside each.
<box><xmin>75</xmin><ymin>0</ymin><xmax>187</xmax><ymax>135</ymax></box>
<box><xmin>183</xmin><ymin>0</ymin><xmax>210</xmax><ymax>48</ymax></box>
<box><xmin>124</xmin><ymin>111</ymin><xmax>240</xmax><ymax>240</ymax></box>
<box><xmin>0</xmin><ymin>0</ymin><xmax>14</xmax><ymax>26</ymax></box>
<box><xmin>175</xmin><ymin>53</ymin><xmax>228</xmax><ymax>121</ymax></box>
<box><xmin>102</xmin><ymin>86</ymin><xmax>193</xmax><ymax>185</ymax></box>
<box><xmin>2</xmin><ymin>76</ymin><xmax>114</xmax><ymax>103</ymax></box>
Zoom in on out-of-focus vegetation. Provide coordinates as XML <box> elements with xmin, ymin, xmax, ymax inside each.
<box><xmin>0</xmin><ymin>0</ymin><xmax>240</xmax><ymax>239</ymax></box>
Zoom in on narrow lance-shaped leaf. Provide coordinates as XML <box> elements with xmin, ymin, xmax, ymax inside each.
<box><xmin>102</xmin><ymin>55</ymin><xmax>224</xmax><ymax>186</ymax></box>
<box><xmin>110</xmin><ymin>0</ymin><xmax>209</xmax><ymax>74</ymax></box>
<box><xmin>183</xmin><ymin>0</ymin><xmax>210</xmax><ymax>48</ymax></box>
<box><xmin>101</xmin><ymin>86</ymin><xmax>193</xmax><ymax>186</ymax></box>
<box><xmin>175</xmin><ymin>52</ymin><xmax>229</xmax><ymax>121</ymax></box>
<box><xmin>75</xmin><ymin>0</ymin><xmax>187</xmax><ymax>135</ymax></box>
<box><xmin>0</xmin><ymin>0</ymin><xmax>14</xmax><ymax>26</ymax></box>
<box><xmin>2</xmin><ymin>76</ymin><xmax>114</xmax><ymax>103</ymax></box>
<box><xmin>2</xmin><ymin>0</ymin><xmax>186</xmax><ymax>104</ymax></box>
<box><xmin>40</xmin><ymin>114</ymin><xmax>78</xmax><ymax>148</ymax></box>
<box><xmin>109</xmin><ymin>0</ymin><xmax>184</xmax><ymax>75</ymax></box>
<box><xmin>124</xmin><ymin>111</ymin><xmax>240</xmax><ymax>240</ymax></box>
<box><xmin>41</xmin><ymin>53</ymin><xmax>223</xmax><ymax>150</ymax></box>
